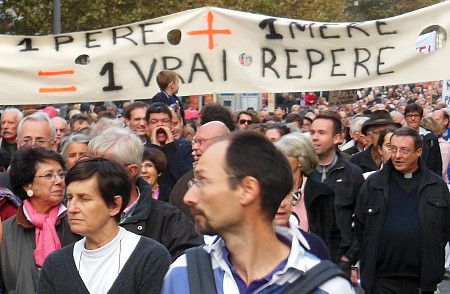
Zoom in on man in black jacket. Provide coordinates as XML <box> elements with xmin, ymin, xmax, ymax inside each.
<box><xmin>87</xmin><ymin>126</ymin><xmax>204</xmax><ymax>261</ymax></box>
<box><xmin>404</xmin><ymin>103</ymin><xmax>442</xmax><ymax>175</ymax></box>
<box><xmin>309</xmin><ymin>111</ymin><xmax>364</xmax><ymax>277</ymax></box>
<box><xmin>355</xmin><ymin>127</ymin><xmax>450</xmax><ymax>294</ymax></box>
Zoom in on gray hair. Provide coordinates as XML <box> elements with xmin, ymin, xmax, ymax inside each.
<box><xmin>87</xmin><ymin>127</ymin><xmax>143</xmax><ymax>180</ymax></box>
<box><xmin>275</xmin><ymin>132</ymin><xmax>318</xmax><ymax>176</ymax></box>
<box><xmin>60</xmin><ymin>133</ymin><xmax>90</xmax><ymax>160</ymax></box>
<box><xmin>90</xmin><ymin>118</ymin><xmax>125</xmax><ymax>137</ymax></box>
<box><xmin>104</xmin><ymin>101</ymin><xmax>117</xmax><ymax>110</ymax></box>
<box><xmin>390</xmin><ymin>110</ymin><xmax>404</xmax><ymax>121</ymax></box>
<box><xmin>2</xmin><ymin>107</ymin><xmax>23</xmax><ymax>122</ymax></box>
<box><xmin>17</xmin><ymin>112</ymin><xmax>56</xmax><ymax>140</ymax></box>
<box><xmin>350</xmin><ymin>116</ymin><xmax>370</xmax><ymax>133</ymax></box>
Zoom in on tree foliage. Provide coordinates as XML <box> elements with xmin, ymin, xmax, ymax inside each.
<box><xmin>0</xmin><ymin>0</ymin><xmax>444</xmax><ymax>35</ymax></box>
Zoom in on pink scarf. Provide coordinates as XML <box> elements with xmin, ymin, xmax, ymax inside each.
<box><xmin>23</xmin><ymin>200</ymin><xmax>62</xmax><ymax>267</ymax></box>
<box><xmin>152</xmin><ymin>186</ymin><xmax>160</xmax><ymax>200</ymax></box>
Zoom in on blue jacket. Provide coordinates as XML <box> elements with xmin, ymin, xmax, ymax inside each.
<box><xmin>162</xmin><ymin>226</ymin><xmax>353</xmax><ymax>294</ymax></box>
<box><xmin>144</xmin><ymin>140</ymin><xmax>194</xmax><ymax>189</ymax></box>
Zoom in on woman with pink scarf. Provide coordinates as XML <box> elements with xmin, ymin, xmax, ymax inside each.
<box><xmin>0</xmin><ymin>147</ymin><xmax>80</xmax><ymax>293</ymax></box>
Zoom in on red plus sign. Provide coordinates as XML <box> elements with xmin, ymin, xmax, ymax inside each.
<box><xmin>188</xmin><ymin>11</ymin><xmax>232</xmax><ymax>50</ymax></box>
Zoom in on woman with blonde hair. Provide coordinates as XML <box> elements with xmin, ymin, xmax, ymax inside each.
<box><xmin>276</xmin><ymin>132</ymin><xmax>339</xmax><ymax>259</ymax></box>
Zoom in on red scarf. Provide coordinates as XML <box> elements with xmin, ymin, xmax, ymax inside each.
<box><xmin>23</xmin><ymin>200</ymin><xmax>62</xmax><ymax>267</ymax></box>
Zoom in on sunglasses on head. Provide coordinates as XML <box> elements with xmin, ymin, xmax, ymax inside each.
<box><xmin>239</xmin><ymin>119</ymin><xmax>253</xmax><ymax>125</ymax></box>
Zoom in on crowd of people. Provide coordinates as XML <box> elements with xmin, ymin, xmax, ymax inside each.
<box><xmin>0</xmin><ymin>72</ymin><xmax>449</xmax><ymax>294</ymax></box>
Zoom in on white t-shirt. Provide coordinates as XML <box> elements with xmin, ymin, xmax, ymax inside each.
<box><xmin>73</xmin><ymin>227</ymin><xmax>140</xmax><ymax>294</ymax></box>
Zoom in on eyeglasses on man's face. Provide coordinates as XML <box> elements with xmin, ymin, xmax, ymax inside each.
<box><xmin>191</xmin><ymin>137</ymin><xmax>217</xmax><ymax>147</ymax></box>
<box><xmin>19</xmin><ymin>137</ymin><xmax>52</xmax><ymax>147</ymax></box>
<box><xmin>187</xmin><ymin>175</ymin><xmax>236</xmax><ymax>189</ymax></box>
<box><xmin>389</xmin><ymin>146</ymin><xmax>416</xmax><ymax>155</ymax></box>
<box><xmin>148</xmin><ymin>119</ymin><xmax>171</xmax><ymax>125</ymax></box>
<box><xmin>405</xmin><ymin>114</ymin><xmax>421</xmax><ymax>119</ymax></box>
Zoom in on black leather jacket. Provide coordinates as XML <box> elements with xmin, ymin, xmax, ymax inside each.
<box><xmin>120</xmin><ymin>178</ymin><xmax>204</xmax><ymax>261</ymax></box>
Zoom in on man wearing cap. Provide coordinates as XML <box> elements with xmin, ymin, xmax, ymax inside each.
<box><xmin>349</xmin><ymin>110</ymin><xmax>401</xmax><ymax>173</ymax></box>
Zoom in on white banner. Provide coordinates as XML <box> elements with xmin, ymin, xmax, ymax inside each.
<box><xmin>443</xmin><ymin>80</ymin><xmax>450</xmax><ymax>107</ymax></box>
<box><xmin>416</xmin><ymin>31</ymin><xmax>436</xmax><ymax>54</ymax></box>
<box><xmin>1</xmin><ymin>3</ymin><xmax>450</xmax><ymax>105</ymax></box>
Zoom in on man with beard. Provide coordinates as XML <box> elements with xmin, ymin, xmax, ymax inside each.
<box><xmin>0</xmin><ymin>112</ymin><xmax>55</xmax><ymax>220</ymax></box>
<box><xmin>162</xmin><ymin>132</ymin><xmax>353</xmax><ymax>294</ymax></box>
<box><xmin>0</xmin><ymin>108</ymin><xmax>23</xmax><ymax>155</ymax></box>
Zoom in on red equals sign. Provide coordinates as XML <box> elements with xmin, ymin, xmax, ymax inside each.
<box><xmin>38</xmin><ymin>70</ymin><xmax>77</xmax><ymax>93</ymax></box>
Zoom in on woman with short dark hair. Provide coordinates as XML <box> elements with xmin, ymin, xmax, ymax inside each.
<box><xmin>0</xmin><ymin>147</ymin><xmax>80</xmax><ymax>293</ymax></box>
<box><xmin>141</xmin><ymin>147</ymin><xmax>172</xmax><ymax>201</ymax></box>
<box><xmin>37</xmin><ymin>157</ymin><xmax>170</xmax><ymax>294</ymax></box>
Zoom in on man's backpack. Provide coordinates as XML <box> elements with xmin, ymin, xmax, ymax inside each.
<box><xmin>186</xmin><ymin>246</ymin><xmax>347</xmax><ymax>294</ymax></box>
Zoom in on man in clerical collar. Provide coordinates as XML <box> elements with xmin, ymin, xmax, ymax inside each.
<box><xmin>355</xmin><ymin>126</ymin><xmax>450</xmax><ymax>294</ymax></box>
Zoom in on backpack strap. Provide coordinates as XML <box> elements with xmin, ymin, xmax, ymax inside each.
<box><xmin>282</xmin><ymin>260</ymin><xmax>348</xmax><ymax>294</ymax></box>
<box><xmin>186</xmin><ymin>246</ymin><xmax>218</xmax><ymax>294</ymax></box>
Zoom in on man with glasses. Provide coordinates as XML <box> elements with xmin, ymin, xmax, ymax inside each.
<box><xmin>163</xmin><ymin>131</ymin><xmax>353</xmax><ymax>294</ymax></box>
<box><xmin>235</xmin><ymin>110</ymin><xmax>254</xmax><ymax>130</ymax></box>
<box><xmin>354</xmin><ymin>127</ymin><xmax>450</xmax><ymax>294</ymax></box>
<box><xmin>350</xmin><ymin>110</ymin><xmax>401</xmax><ymax>173</ymax></box>
<box><xmin>404</xmin><ymin>103</ymin><xmax>442</xmax><ymax>175</ymax></box>
<box><xmin>145</xmin><ymin>102</ymin><xmax>193</xmax><ymax>189</ymax></box>
<box><xmin>16</xmin><ymin>112</ymin><xmax>55</xmax><ymax>150</ymax></box>
<box><xmin>169</xmin><ymin>121</ymin><xmax>230</xmax><ymax>221</ymax></box>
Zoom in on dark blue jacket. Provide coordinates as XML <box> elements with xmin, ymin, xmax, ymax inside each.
<box><xmin>420</xmin><ymin>127</ymin><xmax>442</xmax><ymax>176</ymax></box>
<box><xmin>354</xmin><ymin>159</ymin><xmax>450</xmax><ymax>293</ymax></box>
<box><xmin>120</xmin><ymin>178</ymin><xmax>204</xmax><ymax>262</ymax></box>
<box><xmin>145</xmin><ymin>140</ymin><xmax>193</xmax><ymax>189</ymax></box>
<box><xmin>304</xmin><ymin>177</ymin><xmax>340</xmax><ymax>260</ymax></box>
<box><xmin>311</xmin><ymin>152</ymin><xmax>364</xmax><ymax>263</ymax></box>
